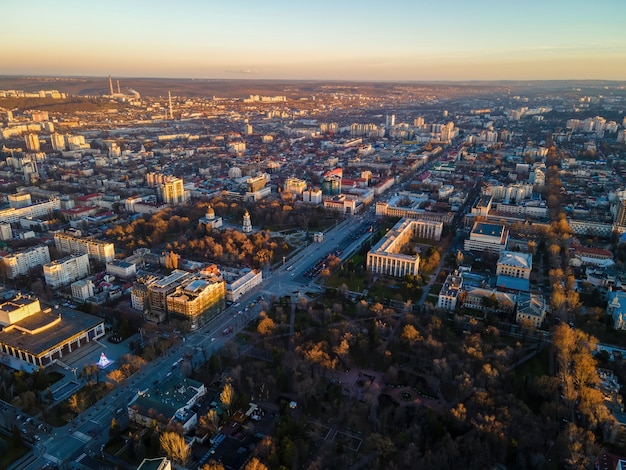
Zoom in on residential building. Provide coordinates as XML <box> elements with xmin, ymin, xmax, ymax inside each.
<box><xmin>2</xmin><ymin>245</ymin><xmax>51</xmax><ymax>279</ymax></box>
<box><xmin>166</xmin><ymin>276</ymin><xmax>226</xmax><ymax>328</ymax></box>
<box><xmin>106</xmin><ymin>260</ymin><xmax>137</xmax><ymax>279</ymax></box>
<box><xmin>24</xmin><ymin>133</ymin><xmax>40</xmax><ymax>152</ymax></box>
<box><xmin>54</xmin><ymin>233</ymin><xmax>115</xmax><ymax>263</ymax></box>
<box><xmin>43</xmin><ymin>254</ymin><xmax>90</xmax><ymax>289</ymax></box>
<box><xmin>284</xmin><ymin>177</ymin><xmax>307</xmax><ymax>195</ymax></box>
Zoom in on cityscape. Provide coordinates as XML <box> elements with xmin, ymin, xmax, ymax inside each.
<box><xmin>2</xmin><ymin>2</ymin><xmax>626</xmax><ymax>470</ymax></box>
<box><xmin>0</xmin><ymin>75</ymin><xmax>625</xmax><ymax>470</ymax></box>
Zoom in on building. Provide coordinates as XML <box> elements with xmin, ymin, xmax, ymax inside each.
<box><xmin>71</xmin><ymin>279</ymin><xmax>94</xmax><ymax>302</ymax></box>
<box><xmin>302</xmin><ymin>189</ymin><xmax>323</xmax><ymax>204</ymax></box>
<box><xmin>437</xmin><ymin>272</ymin><xmax>463</xmax><ymax>311</ymax></box>
<box><xmin>222</xmin><ymin>268</ymin><xmax>263</xmax><ymax>302</ymax></box>
<box><xmin>50</xmin><ymin>133</ymin><xmax>66</xmax><ymax>151</ymax></box>
<box><xmin>106</xmin><ymin>260</ymin><xmax>137</xmax><ymax>279</ymax></box>
<box><xmin>166</xmin><ymin>276</ymin><xmax>226</xmax><ymax>328</ymax></box>
<box><xmin>128</xmin><ymin>375</ymin><xmax>206</xmax><ymax>432</ymax></box>
<box><xmin>24</xmin><ymin>133</ymin><xmax>40</xmax><ymax>152</ymax></box>
<box><xmin>515</xmin><ymin>293</ymin><xmax>547</xmax><ymax>328</ymax></box>
<box><xmin>0</xmin><ymin>290</ymin><xmax>105</xmax><ymax>370</ymax></box>
<box><xmin>137</xmin><ymin>458</ymin><xmax>172</xmax><ymax>470</ymax></box>
<box><xmin>43</xmin><ymin>253</ymin><xmax>90</xmax><ymax>289</ymax></box>
<box><xmin>464</xmin><ymin>222</ymin><xmax>509</xmax><ymax>253</ymax></box>
<box><xmin>0</xmin><ymin>223</ymin><xmax>12</xmax><ymax>241</ymax></box>
<box><xmin>146</xmin><ymin>173</ymin><xmax>189</xmax><ymax>205</ymax></box>
<box><xmin>323</xmin><ymin>195</ymin><xmax>357</xmax><ymax>215</ymax></box>
<box><xmin>496</xmin><ymin>251</ymin><xmax>532</xmax><ymax>279</ymax></box>
<box><xmin>54</xmin><ymin>233</ymin><xmax>115</xmax><ymax>263</ymax></box>
<box><xmin>367</xmin><ymin>218</ymin><xmax>423</xmax><ymax>278</ymax></box>
<box><xmin>608</xmin><ymin>292</ymin><xmax>626</xmax><ymax>330</ymax></box>
<box><xmin>242</xmin><ymin>210</ymin><xmax>252</xmax><ymax>233</ymax></box>
<box><xmin>0</xmin><ymin>198</ymin><xmax>60</xmax><ymax>225</ymax></box>
<box><xmin>463</xmin><ymin>288</ymin><xmax>516</xmax><ymax>313</ymax></box>
<box><xmin>2</xmin><ymin>245</ymin><xmax>51</xmax><ymax>279</ymax></box>
<box><xmin>8</xmin><ymin>193</ymin><xmax>32</xmax><ymax>209</ymax></box>
<box><xmin>284</xmin><ymin>177</ymin><xmax>307</xmax><ymax>195</ymax></box>
<box><xmin>198</xmin><ymin>206</ymin><xmax>223</xmax><ymax>231</ymax></box>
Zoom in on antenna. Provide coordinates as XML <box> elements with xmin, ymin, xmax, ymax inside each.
<box><xmin>117</xmin><ymin>80</ymin><xmax>121</xmax><ymax>94</ymax></box>
<box><xmin>168</xmin><ymin>91</ymin><xmax>174</xmax><ymax>120</ymax></box>
<box><xmin>109</xmin><ymin>75</ymin><xmax>114</xmax><ymax>95</ymax></box>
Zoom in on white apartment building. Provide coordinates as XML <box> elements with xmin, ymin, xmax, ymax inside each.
<box><xmin>54</xmin><ymin>233</ymin><xmax>115</xmax><ymax>263</ymax></box>
<box><xmin>2</xmin><ymin>245</ymin><xmax>51</xmax><ymax>279</ymax></box>
<box><xmin>223</xmin><ymin>268</ymin><xmax>263</xmax><ymax>302</ymax></box>
<box><xmin>0</xmin><ymin>199</ymin><xmax>61</xmax><ymax>225</ymax></box>
<box><xmin>44</xmin><ymin>253</ymin><xmax>90</xmax><ymax>289</ymax></box>
<box><xmin>106</xmin><ymin>260</ymin><xmax>137</xmax><ymax>279</ymax></box>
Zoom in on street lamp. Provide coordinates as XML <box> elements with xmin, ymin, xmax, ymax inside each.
<box><xmin>71</xmin><ymin>367</ymin><xmax>78</xmax><ymax>383</ymax></box>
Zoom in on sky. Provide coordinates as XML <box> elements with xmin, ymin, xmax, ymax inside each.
<box><xmin>2</xmin><ymin>0</ymin><xmax>626</xmax><ymax>81</ymax></box>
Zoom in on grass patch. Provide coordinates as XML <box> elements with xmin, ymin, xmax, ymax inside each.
<box><xmin>0</xmin><ymin>437</ymin><xmax>29</xmax><ymax>469</ymax></box>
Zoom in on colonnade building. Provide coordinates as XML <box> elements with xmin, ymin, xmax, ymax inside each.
<box><xmin>366</xmin><ymin>218</ymin><xmax>443</xmax><ymax>278</ymax></box>
<box><xmin>0</xmin><ymin>290</ymin><xmax>104</xmax><ymax>370</ymax></box>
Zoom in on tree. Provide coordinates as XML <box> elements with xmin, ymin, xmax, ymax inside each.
<box><xmin>401</xmin><ymin>324</ymin><xmax>422</xmax><ymax>345</ymax></box>
<box><xmin>160</xmin><ymin>431</ymin><xmax>191</xmax><ymax>467</ymax></box>
<box><xmin>200</xmin><ymin>409</ymin><xmax>220</xmax><ymax>433</ymax></box>
<box><xmin>202</xmin><ymin>461</ymin><xmax>225</xmax><ymax>470</ymax></box>
<box><xmin>109</xmin><ymin>417</ymin><xmax>121</xmax><ymax>440</ymax></box>
<box><xmin>220</xmin><ymin>383</ymin><xmax>234</xmax><ymax>415</ymax></box>
<box><xmin>257</xmin><ymin>317</ymin><xmax>276</xmax><ymax>336</ymax></box>
<box><xmin>68</xmin><ymin>393</ymin><xmax>87</xmax><ymax>414</ymax></box>
<box><xmin>244</xmin><ymin>457</ymin><xmax>268</xmax><ymax>470</ymax></box>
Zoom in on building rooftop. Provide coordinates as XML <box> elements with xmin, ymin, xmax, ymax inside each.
<box><xmin>498</xmin><ymin>251</ymin><xmax>532</xmax><ymax>269</ymax></box>
<box><xmin>0</xmin><ymin>307</ymin><xmax>103</xmax><ymax>355</ymax></box>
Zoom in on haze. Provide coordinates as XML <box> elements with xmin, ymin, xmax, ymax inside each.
<box><xmin>2</xmin><ymin>0</ymin><xmax>626</xmax><ymax>80</ymax></box>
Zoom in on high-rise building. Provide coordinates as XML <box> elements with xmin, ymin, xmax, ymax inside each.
<box><xmin>43</xmin><ymin>254</ymin><xmax>90</xmax><ymax>289</ymax></box>
<box><xmin>51</xmin><ymin>133</ymin><xmax>67</xmax><ymax>151</ymax></box>
<box><xmin>2</xmin><ymin>245</ymin><xmax>51</xmax><ymax>279</ymax></box>
<box><xmin>24</xmin><ymin>133</ymin><xmax>40</xmax><ymax>152</ymax></box>
<box><xmin>54</xmin><ymin>233</ymin><xmax>115</xmax><ymax>263</ymax></box>
<box><xmin>615</xmin><ymin>198</ymin><xmax>626</xmax><ymax>227</ymax></box>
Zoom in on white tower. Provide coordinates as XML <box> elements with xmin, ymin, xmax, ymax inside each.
<box><xmin>242</xmin><ymin>210</ymin><xmax>252</xmax><ymax>233</ymax></box>
<box><xmin>109</xmin><ymin>75</ymin><xmax>114</xmax><ymax>95</ymax></box>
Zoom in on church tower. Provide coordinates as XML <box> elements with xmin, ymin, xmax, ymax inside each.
<box><xmin>242</xmin><ymin>210</ymin><xmax>252</xmax><ymax>233</ymax></box>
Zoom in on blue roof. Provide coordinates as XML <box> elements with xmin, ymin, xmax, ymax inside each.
<box><xmin>496</xmin><ymin>275</ymin><xmax>530</xmax><ymax>292</ymax></box>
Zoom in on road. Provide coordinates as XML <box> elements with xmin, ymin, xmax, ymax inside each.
<box><xmin>16</xmin><ymin>215</ymin><xmax>376</xmax><ymax>470</ymax></box>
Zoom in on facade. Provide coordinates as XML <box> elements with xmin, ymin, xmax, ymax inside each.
<box><xmin>24</xmin><ymin>133</ymin><xmax>40</xmax><ymax>152</ymax></box>
<box><xmin>302</xmin><ymin>189</ymin><xmax>323</xmax><ymax>204</ymax></box>
<box><xmin>0</xmin><ymin>223</ymin><xmax>12</xmax><ymax>241</ymax></box>
<box><xmin>367</xmin><ymin>218</ymin><xmax>422</xmax><ymax>278</ymax></box>
<box><xmin>222</xmin><ymin>268</ymin><xmax>263</xmax><ymax>301</ymax></box>
<box><xmin>54</xmin><ymin>233</ymin><xmax>115</xmax><ymax>263</ymax></box>
<box><xmin>0</xmin><ymin>198</ymin><xmax>60</xmax><ymax>225</ymax></box>
<box><xmin>437</xmin><ymin>272</ymin><xmax>463</xmax><ymax>311</ymax></box>
<box><xmin>8</xmin><ymin>193</ymin><xmax>32</xmax><ymax>208</ymax></box>
<box><xmin>147</xmin><ymin>173</ymin><xmax>189</xmax><ymax>205</ymax></box>
<box><xmin>106</xmin><ymin>260</ymin><xmax>137</xmax><ymax>279</ymax></box>
<box><xmin>608</xmin><ymin>292</ymin><xmax>626</xmax><ymax>330</ymax></box>
<box><xmin>375</xmin><ymin>201</ymin><xmax>454</xmax><ymax>225</ymax></box>
<box><xmin>284</xmin><ymin>177</ymin><xmax>307</xmax><ymax>195</ymax></box>
<box><xmin>242</xmin><ymin>210</ymin><xmax>252</xmax><ymax>233</ymax></box>
<box><xmin>166</xmin><ymin>276</ymin><xmax>226</xmax><ymax>327</ymax></box>
<box><xmin>515</xmin><ymin>293</ymin><xmax>547</xmax><ymax>328</ymax></box>
<box><xmin>2</xmin><ymin>245</ymin><xmax>51</xmax><ymax>279</ymax></box>
<box><xmin>0</xmin><ymin>291</ymin><xmax>104</xmax><ymax>369</ymax></box>
<box><xmin>463</xmin><ymin>288</ymin><xmax>516</xmax><ymax>313</ymax></box>
<box><xmin>43</xmin><ymin>254</ymin><xmax>90</xmax><ymax>289</ymax></box>
<box><xmin>71</xmin><ymin>279</ymin><xmax>95</xmax><ymax>301</ymax></box>
<box><xmin>464</xmin><ymin>222</ymin><xmax>509</xmax><ymax>253</ymax></box>
<box><xmin>198</xmin><ymin>206</ymin><xmax>223</xmax><ymax>231</ymax></box>
<box><xmin>496</xmin><ymin>251</ymin><xmax>532</xmax><ymax>279</ymax></box>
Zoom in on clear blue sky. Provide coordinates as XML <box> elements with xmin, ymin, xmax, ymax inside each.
<box><xmin>2</xmin><ymin>0</ymin><xmax>625</xmax><ymax>80</ymax></box>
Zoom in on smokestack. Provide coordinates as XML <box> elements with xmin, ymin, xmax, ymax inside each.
<box><xmin>117</xmin><ymin>80</ymin><xmax>121</xmax><ymax>94</ymax></box>
<box><xmin>109</xmin><ymin>75</ymin><xmax>114</xmax><ymax>95</ymax></box>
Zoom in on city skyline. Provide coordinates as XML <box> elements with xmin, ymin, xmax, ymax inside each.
<box><xmin>2</xmin><ymin>0</ymin><xmax>626</xmax><ymax>81</ymax></box>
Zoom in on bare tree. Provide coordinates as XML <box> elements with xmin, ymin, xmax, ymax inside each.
<box><xmin>220</xmin><ymin>383</ymin><xmax>234</xmax><ymax>416</ymax></box>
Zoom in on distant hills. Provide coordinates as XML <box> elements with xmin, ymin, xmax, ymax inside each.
<box><xmin>0</xmin><ymin>75</ymin><xmax>624</xmax><ymax>99</ymax></box>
